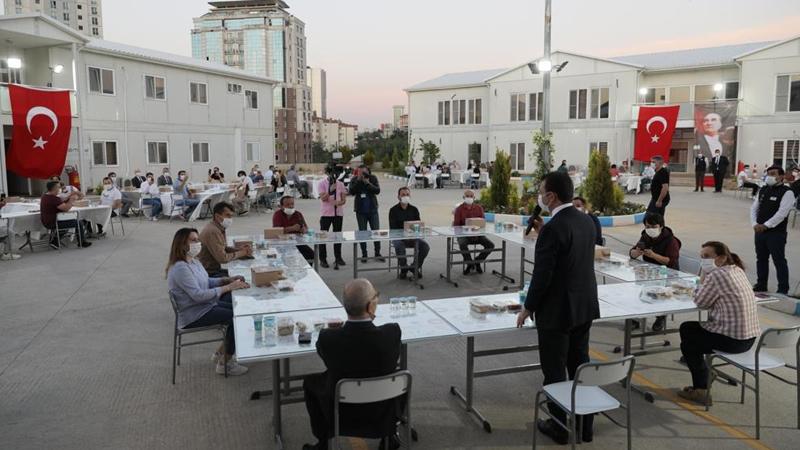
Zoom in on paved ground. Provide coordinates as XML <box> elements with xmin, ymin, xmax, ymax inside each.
<box><xmin>1</xmin><ymin>176</ymin><xmax>799</xmax><ymax>450</ymax></box>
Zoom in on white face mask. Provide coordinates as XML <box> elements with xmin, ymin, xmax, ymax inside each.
<box><xmin>793</xmin><ymin>172</ymin><xmax>799</xmax><ymax>179</ymax></box>
<box><xmin>764</xmin><ymin>176</ymin><xmax>777</xmax><ymax>186</ymax></box>
<box><xmin>110</xmin><ymin>176</ymin><xmax>117</xmax><ymax>181</ymax></box>
<box><xmin>179</xmin><ymin>175</ymin><xmax>186</xmax><ymax>181</ymax></box>
<box><xmin>700</xmin><ymin>257</ymin><xmax>718</xmax><ymax>272</ymax></box>
<box><xmin>221</xmin><ymin>218</ymin><xmax>233</xmax><ymax>229</ymax></box>
<box><xmin>188</xmin><ymin>242</ymin><xmax>202</xmax><ymax>258</ymax></box>
<box><xmin>575</xmin><ymin>206</ymin><xmax>585</xmax><ymax>213</ymax></box>
<box><xmin>645</xmin><ymin>227</ymin><xmax>661</xmax><ymax>238</ymax></box>
<box><xmin>463</xmin><ymin>197</ymin><xmax>474</xmax><ymax>205</ymax></box>
<box><xmin>284</xmin><ymin>208</ymin><xmax>295</xmax><ymax>216</ymax></box>
<box><xmin>135</xmin><ymin>172</ymin><xmax>142</xmax><ymax>177</ymax></box>
<box><xmin>103</xmin><ymin>184</ymin><xmax>113</xmax><ymax>191</ymax></box>
<box><xmin>400</xmin><ymin>196</ymin><xmax>411</xmax><ymax>205</ymax></box>
<box><xmin>537</xmin><ymin>194</ymin><xmax>550</xmax><ymax>213</ymax></box>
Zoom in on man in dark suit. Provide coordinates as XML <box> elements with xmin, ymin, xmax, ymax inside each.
<box><xmin>693</xmin><ymin>153</ymin><xmax>707</xmax><ymax>192</ymax></box>
<box><xmin>303</xmin><ymin>279</ymin><xmax>402</xmax><ymax>450</ymax></box>
<box><xmin>516</xmin><ymin>171</ymin><xmax>600</xmax><ymax>445</ymax></box>
<box><xmin>157</xmin><ymin>167</ymin><xmax>173</xmax><ymax>187</ymax></box>
<box><xmin>711</xmin><ymin>150</ymin><xmax>730</xmax><ymax>193</ymax></box>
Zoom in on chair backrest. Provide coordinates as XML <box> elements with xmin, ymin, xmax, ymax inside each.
<box><xmin>171</xmin><ymin>194</ymin><xmax>184</xmax><ymax>201</ymax></box>
<box><xmin>759</xmin><ymin>326</ymin><xmax>800</xmax><ymax>349</ymax></box>
<box><xmin>336</xmin><ymin>370</ymin><xmax>411</xmax><ymax>405</ymax></box>
<box><xmin>678</xmin><ymin>253</ymin><xmax>702</xmax><ymax>276</ymax></box>
<box><xmin>575</xmin><ymin>356</ymin><xmax>635</xmax><ymax>387</ymax></box>
<box><xmin>167</xmin><ymin>292</ymin><xmax>181</xmax><ymax>328</ymax></box>
<box><xmin>56</xmin><ymin>211</ymin><xmax>78</xmax><ymax>221</ymax></box>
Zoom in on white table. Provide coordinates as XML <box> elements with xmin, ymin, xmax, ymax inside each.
<box><xmin>431</xmin><ymin>226</ymin><xmax>514</xmax><ymax>287</ymax></box>
<box><xmin>229</xmin><ymin>265</ymin><xmax>342</xmax><ymax>316</ymax></box>
<box><xmin>0</xmin><ymin>202</ymin><xmax>111</xmax><ymax>253</ymax></box>
<box><xmin>594</xmin><ymin>252</ymin><xmax>696</xmax><ymax>283</ymax></box>
<box><xmin>619</xmin><ymin>174</ymin><xmax>642</xmax><ymax>194</ymax></box>
<box><xmin>458</xmin><ymin>171</ymin><xmax>490</xmax><ymax>188</ymax></box>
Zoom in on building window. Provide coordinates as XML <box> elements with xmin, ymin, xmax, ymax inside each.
<box><xmin>227</xmin><ymin>83</ymin><xmax>242</xmax><ymax>94</ymax></box>
<box><xmin>694</xmin><ymin>85</ymin><xmax>716</xmax><ymax>102</ymax></box>
<box><xmin>590</xmin><ymin>88</ymin><xmax>610</xmax><ymax>118</ymax></box>
<box><xmin>144</xmin><ymin>75</ymin><xmax>166</xmax><ymax>100</ymax></box>
<box><xmin>91</xmin><ymin>17</ymin><xmax>98</xmax><ymax>25</ymax></box>
<box><xmin>246</xmin><ymin>90</ymin><xmax>258</xmax><ymax>109</ymax></box>
<box><xmin>772</xmin><ymin>139</ymin><xmax>799</xmax><ymax>169</ymax></box>
<box><xmin>190</xmin><ymin>82</ymin><xmax>207</xmax><ymax>104</ymax></box>
<box><xmin>640</xmin><ymin>87</ymin><xmax>665</xmax><ymax>105</ymax></box>
<box><xmin>88</xmin><ymin>66</ymin><xmax>114</xmax><ymax>95</ymax></box>
<box><xmin>669</xmin><ymin>86</ymin><xmax>690</xmax><ymax>103</ymax></box>
<box><xmin>509</xmin><ymin>93</ymin><xmax>526</xmax><ymax>122</ymax></box>
<box><xmin>569</xmin><ymin>89</ymin><xmax>589</xmax><ymax>119</ymax></box>
<box><xmin>437</xmin><ymin>100</ymin><xmax>450</xmax><ymax>125</ymax></box>
<box><xmin>528</xmin><ymin>92</ymin><xmax>543</xmax><ymax>121</ymax></box>
<box><xmin>452</xmin><ymin>99</ymin><xmax>466</xmax><ymax>125</ymax></box>
<box><xmin>78</xmin><ymin>25</ymin><xmax>83</xmax><ymax>30</ymax></box>
<box><xmin>192</xmin><ymin>142</ymin><xmax>210</xmax><ymax>163</ymax></box>
<box><xmin>509</xmin><ymin>143</ymin><xmax>525</xmax><ymax>171</ymax></box>
<box><xmin>92</xmin><ymin>141</ymin><xmax>118</xmax><ymax>166</ymax></box>
<box><xmin>724</xmin><ymin>82</ymin><xmax>739</xmax><ymax>100</ymax></box>
<box><xmin>0</xmin><ymin>59</ymin><xmax>22</xmax><ymax>83</ymax></box>
<box><xmin>63</xmin><ymin>12</ymin><xmax>69</xmax><ymax>21</ymax></box>
<box><xmin>147</xmin><ymin>142</ymin><xmax>169</xmax><ymax>165</ymax></box>
<box><xmin>92</xmin><ymin>28</ymin><xmax>99</xmax><ymax>36</ymax></box>
<box><xmin>589</xmin><ymin>141</ymin><xmax>609</xmax><ymax>157</ymax></box>
<box><xmin>246</xmin><ymin>142</ymin><xmax>260</xmax><ymax>161</ymax></box>
<box><xmin>91</xmin><ymin>6</ymin><xmax>98</xmax><ymax>14</ymax></box>
<box><xmin>775</xmin><ymin>74</ymin><xmax>800</xmax><ymax>112</ymax></box>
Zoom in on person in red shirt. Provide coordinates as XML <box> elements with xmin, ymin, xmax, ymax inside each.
<box><xmin>452</xmin><ymin>189</ymin><xmax>495</xmax><ymax>275</ymax></box>
<box><xmin>40</xmin><ymin>180</ymin><xmax>91</xmax><ymax>249</ymax></box>
<box><xmin>272</xmin><ymin>195</ymin><xmax>314</xmax><ymax>261</ymax></box>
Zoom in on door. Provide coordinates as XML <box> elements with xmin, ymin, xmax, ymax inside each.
<box><xmin>669</xmin><ymin>140</ymin><xmax>689</xmax><ymax>173</ymax></box>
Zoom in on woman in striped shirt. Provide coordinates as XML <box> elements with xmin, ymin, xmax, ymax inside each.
<box><xmin>677</xmin><ymin>241</ymin><xmax>760</xmax><ymax>404</ymax></box>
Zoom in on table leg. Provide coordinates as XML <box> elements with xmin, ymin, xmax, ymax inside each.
<box><xmin>519</xmin><ymin>247</ymin><xmax>526</xmax><ymax>290</ymax></box>
<box><xmin>272</xmin><ymin>359</ymin><xmax>284</xmax><ymax>448</ymax></box>
<box><xmin>414</xmin><ymin>239</ymin><xmax>423</xmax><ymax>289</ymax></box>
<box><xmin>313</xmin><ymin>243</ymin><xmax>319</xmax><ymax>272</ymax></box>
<box><xmin>352</xmin><ymin>243</ymin><xmax>357</xmax><ymax>279</ymax></box>
<box><xmin>439</xmin><ymin>237</ymin><xmax>458</xmax><ymax>287</ymax></box>
<box><xmin>491</xmin><ymin>240</ymin><xmax>515</xmax><ymax>286</ymax></box>
<box><xmin>282</xmin><ymin>359</ymin><xmax>291</xmax><ymax>396</ymax></box>
<box><xmin>449</xmin><ymin>336</ymin><xmax>493</xmax><ymax>433</ymax></box>
<box><xmin>400</xmin><ymin>343</ymin><xmax>408</xmax><ymax>370</ymax></box>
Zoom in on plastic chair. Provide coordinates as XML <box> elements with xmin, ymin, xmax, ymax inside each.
<box><xmin>169</xmin><ymin>193</ymin><xmax>185</xmax><ymax>221</ymax></box>
<box><xmin>109</xmin><ymin>208</ymin><xmax>125</xmax><ymax>236</ymax></box>
<box><xmin>168</xmin><ymin>293</ymin><xmax>227</xmax><ymax>384</ymax></box>
<box><xmin>138</xmin><ymin>194</ymin><xmax>154</xmax><ymax>221</ymax></box>
<box><xmin>706</xmin><ymin>326</ymin><xmax>800</xmax><ymax>439</ymax></box>
<box><xmin>533</xmin><ymin>356</ymin><xmax>635</xmax><ymax>450</ymax></box>
<box><xmin>678</xmin><ymin>253</ymin><xmax>702</xmax><ymax>276</ymax></box>
<box><xmin>332</xmin><ymin>370</ymin><xmax>412</xmax><ymax>450</ymax></box>
<box><xmin>53</xmin><ymin>211</ymin><xmax>82</xmax><ymax>251</ymax></box>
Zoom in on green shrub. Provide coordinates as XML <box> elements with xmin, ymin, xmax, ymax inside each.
<box><xmin>584</xmin><ymin>150</ymin><xmax>621</xmax><ymax>215</ymax></box>
<box><xmin>381</xmin><ymin>153</ymin><xmax>391</xmax><ymax>169</ymax></box>
<box><xmin>363</xmin><ymin>148</ymin><xmax>375</xmax><ymax>167</ymax></box>
<box><xmin>477</xmin><ymin>187</ymin><xmax>493</xmax><ymax>211</ymax></box>
<box><xmin>490</xmin><ymin>148</ymin><xmax>511</xmax><ymax>212</ymax></box>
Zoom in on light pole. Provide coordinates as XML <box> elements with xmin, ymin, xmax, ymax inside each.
<box><xmin>541</xmin><ymin>0</ymin><xmax>552</xmax><ymax>171</ymax></box>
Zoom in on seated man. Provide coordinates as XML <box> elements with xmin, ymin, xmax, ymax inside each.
<box><xmin>453</xmin><ymin>189</ymin><xmax>495</xmax><ymax>275</ymax></box>
<box><xmin>173</xmin><ymin>170</ymin><xmax>200</xmax><ymax>218</ymax></box>
<box><xmin>572</xmin><ymin>196</ymin><xmax>603</xmax><ymax>246</ymax></box>
<box><xmin>50</xmin><ymin>176</ymin><xmax>83</xmax><ymax>201</ymax></box>
<box><xmin>737</xmin><ymin>165</ymin><xmax>761</xmax><ymax>198</ymax></box>
<box><xmin>107</xmin><ymin>171</ymin><xmax>133</xmax><ymax>217</ymax></box>
<box><xmin>139</xmin><ymin>172</ymin><xmax>163</xmax><ymax>221</ymax></box>
<box><xmin>198</xmin><ymin>201</ymin><xmax>253</xmax><ymax>277</ymax></box>
<box><xmin>0</xmin><ymin>193</ymin><xmax>20</xmax><ymax>260</ymax></box>
<box><xmin>388</xmin><ymin>187</ymin><xmax>430</xmax><ymax>280</ymax></box>
<box><xmin>287</xmin><ymin>165</ymin><xmax>310</xmax><ymax>199</ymax></box>
<box><xmin>96</xmin><ymin>176</ymin><xmax>122</xmax><ymax>236</ymax></box>
<box><xmin>272</xmin><ymin>195</ymin><xmax>315</xmax><ymax>261</ymax></box>
<box><xmin>233</xmin><ymin>170</ymin><xmax>253</xmax><ymax>215</ymax></box>
<box><xmin>302</xmin><ymin>279</ymin><xmax>402</xmax><ymax>450</ymax></box>
<box><xmin>40</xmin><ymin>180</ymin><xmax>91</xmax><ymax>249</ymax></box>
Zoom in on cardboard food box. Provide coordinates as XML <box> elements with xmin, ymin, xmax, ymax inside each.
<box><xmin>233</xmin><ymin>239</ymin><xmax>253</xmax><ymax>249</ymax></box>
<box><xmin>403</xmin><ymin>220</ymin><xmax>425</xmax><ymax>232</ymax></box>
<box><xmin>250</xmin><ymin>266</ymin><xmax>285</xmax><ymax>287</ymax></box>
<box><xmin>73</xmin><ymin>199</ymin><xmax>90</xmax><ymax>207</ymax></box>
<box><xmin>4</xmin><ymin>196</ymin><xmax>22</xmax><ymax>203</ymax></box>
<box><xmin>465</xmin><ymin>217</ymin><xmax>486</xmax><ymax>229</ymax></box>
<box><xmin>158</xmin><ymin>186</ymin><xmax>172</xmax><ymax>193</ymax></box>
<box><xmin>594</xmin><ymin>245</ymin><xmax>611</xmax><ymax>260</ymax></box>
<box><xmin>264</xmin><ymin>227</ymin><xmax>284</xmax><ymax>239</ymax></box>
<box><xmin>188</xmin><ymin>187</ymin><xmax>203</xmax><ymax>194</ymax></box>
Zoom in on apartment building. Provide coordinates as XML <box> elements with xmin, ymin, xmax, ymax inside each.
<box><xmin>306</xmin><ymin>66</ymin><xmax>326</xmax><ymax>119</ymax></box>
<box><xmin>4</xmin><ymin>0</ymin><xmax>103</xmax><ymax>37</ymax></box>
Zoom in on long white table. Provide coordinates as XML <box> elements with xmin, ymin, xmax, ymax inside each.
<box><xmin>432</xmin><ymin>226</ymin><xmax>515</xmax><ymax>288</ymax></box>
<box><xmin>0</xmin><ymin>202</ymin><xmax>111</xmax><ymax>253</ymax></box>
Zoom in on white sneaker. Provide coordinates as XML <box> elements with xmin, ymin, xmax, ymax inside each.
<box><xmin>1</xmin><ymin>253</ymin><xmax>21</xmax><ymax>261</ymax></box>
<box><xmin>216</xmin><ymin>360</ymin><xmax>248</xmax><ymax>376</ymax></box>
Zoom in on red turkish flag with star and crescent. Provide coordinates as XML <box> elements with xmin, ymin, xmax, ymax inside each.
<box><xmin>6</xmin><ymin>84</ymin><xmax>73</xmax><ymax>179</ymax></box>
<box><xmin>634</xmin><ymin>105</ymin><xmax>680</xmax><ymax>163</ymax></box>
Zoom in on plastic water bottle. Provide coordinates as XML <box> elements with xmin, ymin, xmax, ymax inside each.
<box><xmin>263</xmin><ymin>316</ymin><xmax>277</xmax><ymax>347</ymax></box>
<box><xmin>495</xmin><ymin>221</ymin><xmax>502</xmax><ymax>233</ymax></box>
<box><xmin>253</xmin><ymin>315</ymin><xmax>263</xmax><ymax>346</ymax></box>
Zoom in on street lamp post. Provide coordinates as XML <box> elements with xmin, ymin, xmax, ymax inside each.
<box><xmin>541</xmin><ymin>0</ymin><xmax>552</xmax><ymax>171</ymax></box>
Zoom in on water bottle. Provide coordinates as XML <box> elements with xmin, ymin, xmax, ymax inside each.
<box><xmin>253</xmin><ymin>315</ymin><xmax>263</xmax><ymax>346</ymax></box>
<box><xmin>495</xmin><ymin>221</ymin><xmax>502</xmax><ymax>233</ymax></box>
<box><xmin>263</xmin><ymin>316</ymin><xmax>277</xmax><ymax>347</ymax></box>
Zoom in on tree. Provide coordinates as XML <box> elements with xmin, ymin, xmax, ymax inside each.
<box><xmin>584</xmin><ymin>150</ymin><xmax>622</xmax><ymax>214</ymax></box>
<box><xmin>419</xmin><ymin>139</ymin><xmax>441</xmax><ymax>166</ymax></box>
<box><xmin>490</xmin><ymin>148</ymin><xmax>512</xmax><ymax>212</ymax></box>
<box><xmin>381</xmin><ymin>152</ymin><xmax>391</xmax><ymax>170</ymax></box>
<box><xmin>311</xmin><ymin>141</ymin><xmax>328</xmax><ymax>164</ymax></box>
<box><xmin>363</xmin><ymin>148</ymin><xmax>375</xmax><ymax>167</ymax></box>
<box><xmin>337</xmin><ymin>145</ymin><xmax>353</xmax><ymax>164</ymax></box>
<box><xmin>531</xmin><ymin>129</ymin><xmax>555</xmax><ymax>187</ymax></box>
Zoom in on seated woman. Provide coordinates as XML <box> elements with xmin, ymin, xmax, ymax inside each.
<box><xmin>677</xmin><ymin>241</ymin><xmax>760</xmax><ymax>404</ymax></box>
<box><xmin>629</xmin><ymin>212</ymin><xmax>681</xmax><ymax>331</ymax></box>
<box><xmin>572</xmin><ymin>196</ymin><xmax>603</xmax><ymax>245</ymax></box>
<box><xmin>167</xmin><ymin>227</ymin><xmax>250</xmax><ymax>376</ymax></box>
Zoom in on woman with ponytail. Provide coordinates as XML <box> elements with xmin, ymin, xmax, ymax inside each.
<box><xmin>677</xmin><ymin>241</ymin><xmax>760</xmax><ymax>404</ymax></box>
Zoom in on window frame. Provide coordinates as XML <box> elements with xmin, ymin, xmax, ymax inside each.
<box><xmin>87</xmin><ymin>66</ymin><xmax>115</xmax><ymax>96</ymax></box>
<box><xmin>246</xmin><ymin>142</ymin><xmax>260</xmax><ymax>162</ymax></box>
<box><xmin>91</xmin><ymin>140</ymin><xmax>119</xmax><ymax>167</ymax></box>
<box><xmin>510</xmin><ymin>93</ymin><xmax>527</xmax><ymax>122</ymax></box>
<box><xmin>191</xmin><ymin>142</ymin><xmax>210</xmax><ymax>164</ymax></box>
<box><xmin>189</xmin><ymin>81</ymin><xmax>208</xmax><ymax>105</ymax></box>
<box><xmin>509</xmin><ymin>142</ymin><xmax>526</xmax><ymax>171</ymax></box>
<box><xmin>771</xmin><ymin>138</ymin><xmax>800</xmax><ymax>170</ymax></box>
<box><xmin>143</xmin><ymin>74</ymin><xmax>166</xmax><ymax>101</ymax></box>
<box><xmin>590</xmin><ymin>87</ymin><xmax>610</xmax><ymax>119</ymax></box>
<box><xmin>775</xmin><ymin>74</ymin><xmax>800</xmax><ymax>113</ymax></box>
<box><xmin>146</xmin><ymin>141</ymin><xmax>170</xmax><ymax>165</ymax></box>
<box><xmin>245</xmin><ymin>89</ymin><xmax>259</xmax><ymax>109</ymax></box>
<box><xmin>589</xmin><ymin>141</ymin><xmax>609</xmax><ymax>157</ymax></box>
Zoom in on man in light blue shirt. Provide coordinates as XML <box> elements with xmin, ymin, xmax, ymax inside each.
<box><xmin>173</xmin><ymin>170</ymin><xmax>201</xmax><ymax>218</ymax></box>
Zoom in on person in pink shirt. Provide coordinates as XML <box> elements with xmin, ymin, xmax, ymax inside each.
<box><xmin>452</xmin><ymin>189</ymin><xmax>495</xmax><ymax>275</ymax></box>
<box><xmin>318</xmin><ymin>165</ymin><xmax>347</xmax><ymax>269</ymax></box>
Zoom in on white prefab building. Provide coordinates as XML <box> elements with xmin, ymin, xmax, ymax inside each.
<box><xmin>0</xmin><ymin>14</ymin><xmax>276</xmax><ymax>195</ymax></box>
<box><xmin>406</xmin><ymin>38</ymin><xmax>800</xmax><ymax>174</ymax></box>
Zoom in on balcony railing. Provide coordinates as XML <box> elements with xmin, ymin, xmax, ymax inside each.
<box><xmin>632</xmin><ymin>100</ymin><xmax>740</xmax><ymax>122</ymax></box>
<box><xmin>0</xmin><ymin>83</ymin><xmax>78</xmax><ymax>117</ymax></box>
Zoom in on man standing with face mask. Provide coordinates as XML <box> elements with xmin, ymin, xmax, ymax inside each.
<box><xmin>198</xmin><ymin>201</ymin><xmax>253</xmax><ymax>277</ymax></box>
<box><xmin>711</xmin><ymin>149</ymin><xmax>730</xmax><ymax>193</ymax></box>
<box><xmin>389</xmin><ymin>187</ymin><xmax>430</xmax><ymax>280</ymax></box>
<box><xmin>516</xmin><ymin>171</ymin><xmax>600</xmax><ymax>445</ymax></box>
<box><xmin>647</xmin><ymin>155</ymin><xmax>670</xmax><ymax>218</ymax></box>
<box><xmin>751</xmin><ymin>166</ymin><xmax>795</xmax><ymax>295</ymax></box>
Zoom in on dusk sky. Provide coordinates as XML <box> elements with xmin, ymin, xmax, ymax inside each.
<box><xmin>101</xmin><ymin>0</ymin><xmax>800</xmax><ymax>129</ymax></box>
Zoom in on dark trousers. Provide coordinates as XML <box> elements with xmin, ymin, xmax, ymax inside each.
<box><xmin>393</xmin><ymin>239</ymin><xmax>430</xmax><ymax>271</ymax></box>
<box><xmin>297</xmin><ymin>245</ymin><xmax>316</xmax><ymax>262</ymax></box>
<box><xmin>646</xmin><ymin>198</ymin><xmax>668</xmax><ymax>219</ymax></box>
<box><xmin>694</xmin><ymin>171</ymin><xmax>705</xmax><ymax>191</ymax></box>
<box><xmin>457</xmin><ymin>236</ymin><xmax>495</xmax><ymax>265</ymax></box>
<box><xmin>537</xmin><ymin>321</ymin><xmax>594</xmax><ymax>433</ymax></box>
<box><xmin>119</xmin><ymin>196</ymin><xmax>133</xmax><ymax>215</ymax></box>
<box><xmin>51</xmin><ymin>219</ymin><xmax>87</xmax><ymax>245</ymax></box>
<box><xmin>186</xmin><ymin>292</ymin><xmax>235</xmax><ymax>354</ymax></box>
<box><xmin>754</xmin><ymin>231</ymin><xmax>790</xmax><ymax>293</ymax></box>
<box><xmin>356</xmin><ymin>211</ymin><xmax>381</xmax><ymax>256</ymax></box>
<box><xmin>319</xmin><ymin>215</ymin><xmax>343</xmax><ymax>261</ymax></box>
<box><xmin>304</xmin><ymin>372</ymin><xmax>333</xmax><ymax>441</ymax></box>
<box><xmin>142</xmin><ymin>197</ymin><xmax>162</xmax><ymax>217</ymax></box>
<box><xmin>679</xmin><ymin>321</ymin><xmax>755</xmax><ymax>389</ymax></box>
<box><xmin>742</xmin><ymin>182</ymin><xmax>760</xmax><ymax>197</ymax></box>
<box><xmin>713</xmin><ymin>171</ymin><xmax>725</xmax><ymax>192</ymax></box>
<box><xmin>96</xmin><ymin>211</ymin><xmax>117</xmax><ymax>234</ymax></box>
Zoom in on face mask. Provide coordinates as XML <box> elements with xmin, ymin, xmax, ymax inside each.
<box><xmin>221</xmin><ymin>218</ymin><xmax>233</xmax><ymax>229</ymax></box>
<box><xmin>179</xmin><ymin>175</ymin><xmax>186</xmax><ymax>181</ymax></box>
<box><xmin>765</xmin><ymin>176</ymin><xmax>777</xmax><ymax>186</ymax></box>
<box><xmin>793</xmin><ymin>172</ymin><xmax>799</xmax><ymax>179</ymax></box>
<box><xmin>164</xmin><ymin>172</ymin><xmax>170</xmax><ymax>177</ymax></box>
<box><xmin>537</xmin><ymin>194</ymin><xmax>550</xmax><ymax>213</ymax></box>
<box><xmin>645</xmin><ymin>227</ymin><xmax>661</xmax><ymax>238</ymax></box>
<box><xmin>400</xmin><ymin>196</ymin><xmax>410</xmax><ymax>205</ymax></box>
<box><xmin>284</xmin><ymin>208</ymin><xmax>295</xmax><ymax>216</ymax></box>
<box><xmin>135</xmin><ymin>172</ymin><xmax>142</xmax><ymax>177</ymax></box>
<box><xmin>464</xmin><ymin>197</ymin><xmax>474</xmax><ymax>205</ymax></box>
<box><xmin>104</xmin><ymin>184</ymin><xmax>113</xmax><ymax>191</ymax></box>
<box><xmin>700</xmin><ymin>257</ymin><xmax>717</xmax><ymax>272</ymax></box>
<box><xmin>188</xmin><ymin>242</ymin><xmax>202</xmax><ymax>258</ymax></box>
<box><xmin>110</xmin><ymin>176</ymin><xmax>117</xmax><ymax>181</ymax></box>
<box><xmin>576</xmin><ymin>206</ymin><xmax>585</xmax><ymax>213</ymax></box>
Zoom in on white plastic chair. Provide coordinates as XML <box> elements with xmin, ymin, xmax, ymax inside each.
<box><xmin>109</xmin><ymin>207</ymin><xmax>125</xmax><ymax>236</ymax></box>
<box><xmin>706</xmin><ymin>326</ymin><xmax>800</xmax><ymax>439</ymax></box>
<box><xmin>53</xmin><ymin>211</ymin><xmax>82</xmax><ymax>250</ymax></box>
<box><xmin>169</xmin><ymin>193</ymin><xmax>185</xmax><ymax>221</ymax></box>
<box><xmin>138</xmin><ymin>194</ymin><xmax>154</xmax><ymax>221</ymax></box>
<box><xmin>533</xmin><ymin>356</ymin><xmax>635</xmax><ymax>450</ymax></box>
<box><xmin>332</xmin><ymin>370</ymin><xmax>412</xmax><ymax>450</ymax></box>
<box><xmin>168</xmin><ymin>293</ymin><xmax>226</xmax><ymax>384</ymax></box>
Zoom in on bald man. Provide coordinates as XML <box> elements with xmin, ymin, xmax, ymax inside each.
<box><xmin>453</xmin><ymin>189</ymin><xmax>495</xmax><ymax>275</ymax></box>
<box><xmin>302</xmin><ymin>279</ymin><xmax>402</xmax><ymax>450</ymax></box>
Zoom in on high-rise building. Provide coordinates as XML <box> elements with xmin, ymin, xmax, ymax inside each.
<box><xmin>306</xmin><ymin>66</ymin><xmax>326</xmax><ymax>119</ymax></box>
<box><xmin>392</xmin><ymin>105</ymin><xmax>405</xmax><ymax>129</ymax></box>
<box><xmin>191</xmin><ymin>0</ymin><xmax>311</xmax><ymax>163</ymax></box>
<box><xmin>3</xmin><ymin>0</ymin><xmax>104</xmax><ymax>37</ymax></box>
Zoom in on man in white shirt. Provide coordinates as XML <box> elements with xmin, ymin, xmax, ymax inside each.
<box><xmin>107</xmin><ymin>171</ymin><xmax>133</xmax><ymax>216</ymax></box>
<box><xmin>751</xmin><ymin>165</ymin><xmax>795</xmax><ymax>295</ymax></box>
<box><xmin>737</xmin><ymin>165</ymin><xmax>761</xmax><ymax>198</ymax></box>
<box><xmin>96</xmin><ymin>176</ymin><xmax>122</xmax><ymax>236</ymax></box>
<box><xmin>139</xmin><ymin>172</ymin><xmax>163</xmax><ymax>221</ymax></box>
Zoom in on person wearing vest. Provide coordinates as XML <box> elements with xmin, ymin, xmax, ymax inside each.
<box><xmin>630</xmin><ymin>212</ymin><xmax>682</xmax><ymax>332</ymax></box>
<box><xmin>693</xmin><ymin>154</ymin><xmax>707</xmax><ymax>192</ymax></box>
<box><xmin>751</xmin><ymin>165</ymin><xmax>795</xmax><ymax>295</ymax></box>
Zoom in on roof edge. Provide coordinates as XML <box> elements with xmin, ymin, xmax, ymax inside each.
<box><xmin>0</xmin><ymin>13</ymin><xmax>90</xmax><ymax>43</ymax></box>
<box><xmin>734</xmin><ymin>34</ymin><xmax>800</xmax><ymax>60</ymax></box>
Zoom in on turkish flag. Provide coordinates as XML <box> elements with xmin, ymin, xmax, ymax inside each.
<box><xmin>634</xmin><ymin>105</ymin><xmax>680</xmax><ymax>163</ymax></box>
<box><xmin>6</xmin><ymin>84</ymin><xmax>73</xmax><ymax>179</ymax></box>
